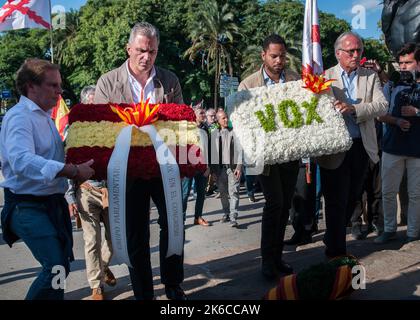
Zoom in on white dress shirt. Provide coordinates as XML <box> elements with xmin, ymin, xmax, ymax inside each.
<box><xmin>0</xmin><ymin>96</ymin><xmax>67</xmax><ymax>195</ymax></box>
<box><xmin>126</xmin><ymin>61</ymin><xmax>156</xmax><ymax>104</ymax></box>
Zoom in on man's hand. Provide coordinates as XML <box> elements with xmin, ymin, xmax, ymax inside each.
<box><xmin>334</xmin><ymin>100</ymin><xmax>356</xmax><ymax>115</ymax></box>
<box><xmin>68</xmin><ymin>203</ymin><xmax>79</xmax><ymax>218</ymax></box>
<box><xmin>364</xmin><ymin>59</ymin><xmax>382</xmax><ymax>73</ymax></box>
<box><xmin>396</xmin><ymin>118</ymin><xmax>411</xmax><ymax>131</ymax></box>
<box><xmin>75</xmin><ymin>159</ymin><xmax>95</xmax><ymax>182</ymax></box>
<box><xmin>401</xmin><ymin>105</ymin><xmax>418</xmax><ymax>117</ymax></box>
<box><xmin>234</xmin><ymin>168</ymin><xmax>242</xmax><ymax>180</ymax></box>
<box><xmin>60</xmin><ymin>159</ymin><xmax>95</xmax><ymax>182</ymax></box>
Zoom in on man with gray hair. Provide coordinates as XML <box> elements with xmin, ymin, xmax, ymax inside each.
<box><xmin>317</xmin><ymin>31</ymin><xmax>388</xmax><ymax>258</ymax></box>
<box><xmin>210</xmin><ymin>110</ymin><xmax>242</xmax><ymax>227</ymax></box>
<box><xmin>80</xmin><ymin>85</ymin><xmax>96</xmax><ymax>104</ymax></box>
<box><xmin>95</xmin><ymin>22</ymin><xmax>183</xmax><ymax>104</ymax></box>
<box><xmin>94</xmin><ymin>22</ymin><xmax>186</xmax><ymax>300</ymax></box>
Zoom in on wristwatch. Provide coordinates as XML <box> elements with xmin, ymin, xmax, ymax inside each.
<box><xmin>416</xmin><ymin>108</ymin><xmax>420</xmax><ymax>117</ymax></box>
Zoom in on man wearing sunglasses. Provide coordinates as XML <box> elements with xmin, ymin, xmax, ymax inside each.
<box><xmin>317</xmin><ymin>32</ymin><xmax>388</xmax><ymax>258</ymax></box>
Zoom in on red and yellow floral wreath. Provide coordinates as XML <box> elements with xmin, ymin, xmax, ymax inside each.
<box><xmin>65</xmin><ymin>100</ymin><xmax>207</xmax><ymax>180</ymax></box>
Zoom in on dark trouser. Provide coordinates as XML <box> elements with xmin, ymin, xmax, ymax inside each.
<box><xmin>181</xmin><ymin>173</ymin><xmax>207</xmax><ymax>219</ymax></box>
<box><xmin>258</xmin><ymin>161</ymin><xmax>299</xmax><ymax>264</ymax></box>
<box><xmin>291</xmin><ymin>161</ymin><xmax>317</xmax><ymax>232</ymax></box>
<box><xmin>351</xmin><ymin>156</ymin><xmax>383</xmax><ymax>228</ymax></box>
<box><xmin>245</xmin><ymin>173</ymin><xmax>257</xmax><ymax>197</ymax></box>
<box><xmin>9</xmin><ymin>201</ymin><xmax>69</xmax><ymax>300</ymax></box>
<box><xmin>320</xmin><ymin>139</ymin><xmax>369</xmax><ymax>257</ymax></box>
<box><xmin>126</xmin><ymin>178</ymin><xmax>184</xmax><ymax>300</ymax></box>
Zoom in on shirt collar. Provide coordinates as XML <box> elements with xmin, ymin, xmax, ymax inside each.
<box><xmin>339</xmin><ymin>65</ymin><xmax>358</xmax><ymax>78</ymax></box>
<box><xmin>263</xmin><ymin>67</ymin><xmax>285</xmax><ymax>85</ymax></box>
<box><xmin>20</xmin><ymin>95</ymin><xmax>52</xmax><ymax>116</ymax></box>
<box><xmin>126</xmin><ymin>61</ymin><xmax>156</xmax><ymax>86</ymax></box>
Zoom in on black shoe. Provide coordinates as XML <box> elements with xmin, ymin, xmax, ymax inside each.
<box><xmin>311</xmin><ymin>223</ymin><xmax>319</xmax><ymax>235</ymax></box>
<box><xmin>299</xmin><ymin>231</ymin><xmax>313</xmax><ymax>245</ymax></box>
<box><xmin>351</xmin><ymin>225</ymin><xmax>364</xmax><ymax>240</ymax></box>
<box><xmin>248</xmin><ymin>194</ymin><xmax>256</xmax><ymax>203</ymax></box>
<box><xmin>284</xmin><ymin>231</ymin><xmax>303</xmax><ymax>246</ymax></box>
<box><xmin>275</xmin><ymin>260</ymin><xmax>294</xmax><ymax>275</ymax></box>
<box><xmin>165</xmin><ymin>285</ymin><xmax>187</xmax><ymax>300</ymax></box>
<box><xmin>220</xmin><ymin>215</ymin><xmax>230</xmax><ymax>223</ymax></box>
<box><xmin>261</xmin><ymin>261</ymin><xmax>278</xmax><ymax>280</ymax></box>
<box><xmin>324</xmin><ymin>248</ymin><xmax>344</xmax><ymax>260</ymax></box>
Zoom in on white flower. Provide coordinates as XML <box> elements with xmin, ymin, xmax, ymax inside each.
<box><xmin>226</xmin><ymin>80</ymin><xmax>352</xmax><ymax>165</ymax></box>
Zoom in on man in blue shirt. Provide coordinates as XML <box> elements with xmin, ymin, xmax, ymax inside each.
<box><xmin>0</xmin><ymin>59</ymin><xmax>94</xmax><ymax>299</ymax></box>
<box><xmin>238</xmin><ymin>34</ymin><xmax>300</xmax><ymax>279</ymax></box>
<box><xmin>317</xmin><ymin>32</ymin><xmax>388</xmax><ymax>258</ymax></box>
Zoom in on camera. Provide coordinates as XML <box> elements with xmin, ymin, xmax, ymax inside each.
<box><xmin>391</xmin><ymin>70</ymin><xmax>420</xmax><ymax>109</ymax></box>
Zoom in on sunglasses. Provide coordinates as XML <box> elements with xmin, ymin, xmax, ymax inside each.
<box><xmin>339</xmin><ymin>48</ymin><xmax>363</xmax><ymax>56</ymax></box>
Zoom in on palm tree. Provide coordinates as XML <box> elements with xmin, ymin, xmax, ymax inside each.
<box><xmin>241</xmin><ymin>22</ymin><xmax>303</xmax><ymax>79</ymax></box>
<box><xmin>54</xmin><ymin>9</ymin><xmax>80</xmax><ymax>65</ymax></box>
<box><xmin>184</xmin><ymin>1</ymin><xmax>241</xmax><ymax>108</ymax></box>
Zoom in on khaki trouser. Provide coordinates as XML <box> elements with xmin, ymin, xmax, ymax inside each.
<box><xmin>382</xmin><ymin>152</ymin><xmax>420</xmax><ymax>237</ymax></box>
<box><xmin>76</xmin><ymin>185</ymin><xmax>113</xmax><ymax>289</ymax></box>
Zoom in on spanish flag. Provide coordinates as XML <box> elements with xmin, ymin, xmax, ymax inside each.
<box><xmin>51</xmin><ymin>95</ymin><xmax>70</xmax><ymax>140</ymax></box>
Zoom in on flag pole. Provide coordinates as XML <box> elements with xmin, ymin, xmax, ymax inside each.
<box><xmin>49</xmin><ymin>0</ymin><xmax>54</xmax><ymax>63</ymax></box>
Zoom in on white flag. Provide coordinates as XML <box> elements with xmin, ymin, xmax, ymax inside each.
<box><xmin>302</xmin><ymin>0</ymin><xmax>323</xmax><ymax>76</ymax></box>
<box><xmin>0</xmin><ymin>0</ymin><xmax>51</xmax><ymax>31</ymax></box>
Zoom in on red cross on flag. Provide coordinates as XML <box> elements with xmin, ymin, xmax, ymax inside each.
<box><xmin>0</xmin><ymin>0</ymin><xmax>51</xmax><ymax>31</ymax></box>
<box><xmin>302</xmin><ymin>0</ymin><xmax>323</xmax><ymax>77</ymax></box>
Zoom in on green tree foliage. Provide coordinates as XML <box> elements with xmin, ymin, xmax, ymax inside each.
<box><xmin>363</xmin><ymin>38</ymin><xmax>393</xmax><ymax>71</ymax></box>
<box><xmin>0</xmin><ymin>29</ymin><xmax>49</xmax><ymax>97</ymax></box>
<box><xmin>185</xmin><ymin>0</ymin><xmax>241</xmax><ymax>108</ymax></box>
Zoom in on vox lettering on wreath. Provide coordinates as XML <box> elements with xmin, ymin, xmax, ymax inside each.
<box><xmin>227</xmin><ymin>80</ymin><xmax>352</xmax><ymax>165</ymax></box>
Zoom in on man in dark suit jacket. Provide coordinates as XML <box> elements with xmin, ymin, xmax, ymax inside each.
<box><xmin>238</xmin><ymin>34</ymin><xmax>300</xmax><ymax>279</ymax></box>
<box><xmin>95</xmin><ymin>22</ymin><xmax>185</xmax><ymax>300</ymax></box>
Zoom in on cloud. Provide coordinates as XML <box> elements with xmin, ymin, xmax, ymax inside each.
<box><xmin>353</xmin><ymin>0</ymin><xmax>383</xmax><ymax>12</ymax></box>
<box><xmin>341</xmin><ymin>0</ymin><xmax>383</xmax><ymax>15</ymax></box>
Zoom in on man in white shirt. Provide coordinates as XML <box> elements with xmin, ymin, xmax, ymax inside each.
<box><xmin>0</xmin><ymin>58</ymin><xmax>94</xmax><ymax>300</ymax></box>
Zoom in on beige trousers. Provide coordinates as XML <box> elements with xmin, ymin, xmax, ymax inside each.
<box><xmin>76</xmin><ymin>186</ymin><xmax>113</xmax><ymax>289</ymax></box>
<box><xmin>382</xmin><ymin>152</ymin><xmax>420</xmax><ymax>237</ymax></box>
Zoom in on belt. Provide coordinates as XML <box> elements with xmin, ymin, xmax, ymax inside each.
<box><xmin>80</xmin><ymin>182</ymin><xmax>109</xmax><ymax>209</ymax></box>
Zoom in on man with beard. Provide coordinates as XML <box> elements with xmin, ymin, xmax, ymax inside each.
<box><xmin>239</xmin><ymin>34</ymin><xmax>300</xmax><ymax>279</ymax></box>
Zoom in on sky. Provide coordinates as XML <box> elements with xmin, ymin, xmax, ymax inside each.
<box><xmin>51</xmin><ymin>0</ymin><xmax>384</xmax><ymax>39</ymax></box>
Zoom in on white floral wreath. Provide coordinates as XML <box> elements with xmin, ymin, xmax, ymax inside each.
<box><xmin>226</xmin><ymin>80</ymin><xmax>352</xmax><ymax>166</ymax></box>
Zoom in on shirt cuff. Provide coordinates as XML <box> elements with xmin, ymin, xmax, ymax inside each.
<box><xmin>40</xmin><ymin>160</ymin><xmax>65</xmax><ymax>183</ymax></box>
<box><xmin>65</xmin><ymin>194</ymin><xmax>76</xmax><ymax>205</ymax></box>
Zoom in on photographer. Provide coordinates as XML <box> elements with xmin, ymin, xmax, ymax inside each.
<box><xmin>375</xmin><ymin>43</ymin><xmax>420</xmax><ymax>244</ymax></box>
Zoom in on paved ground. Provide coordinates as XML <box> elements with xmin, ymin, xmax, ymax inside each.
<box><xmin>0</xmin><ymin>181</ymin><xmax>419</xmax><ymax>300</ymax></box>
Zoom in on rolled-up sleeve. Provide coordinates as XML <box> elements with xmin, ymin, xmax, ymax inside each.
<box><xmin>5</xmin><ymin>114</ymin><xmax>65</xmax><ymax>183</ymax></box>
